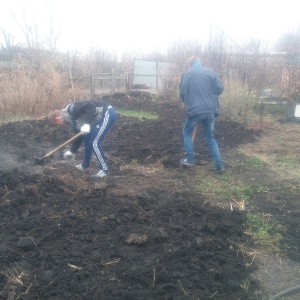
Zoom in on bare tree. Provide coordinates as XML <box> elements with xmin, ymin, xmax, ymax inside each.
<box><xmin>276</xmin><ymin>30</ymin><xmax>300</xmax><ymax>116</ymax></box>
<box><xmin>8</xmin><ymin>1</ymin><xmax>61</xmax><ymax>51</ymax></box>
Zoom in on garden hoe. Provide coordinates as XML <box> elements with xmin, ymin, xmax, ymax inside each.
<box><xmin>34</xmin><ymin>132</ymin><xmax>83</xmax><ymax>165</ymax></box>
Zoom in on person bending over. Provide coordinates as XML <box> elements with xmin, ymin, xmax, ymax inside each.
<box><xmin>48</xmin><ymin>99</ymin><xmax>117</xmax><ymax>178</ymax></box>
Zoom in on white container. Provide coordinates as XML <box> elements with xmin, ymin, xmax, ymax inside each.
<box><xmin>295</xmin><ymin>104</ymin><xmax>300</xmax><ymax>117</ymax></box>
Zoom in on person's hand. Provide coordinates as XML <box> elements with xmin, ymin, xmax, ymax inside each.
<box><xmin>63</xmin><ymin>150</ymin><xmax>75</xmax><ymax>160</ymax></box>
<box><xmin>80</xmin><ymin>124</ymin><xmax>90</xmax><ymax>134</ymax></box>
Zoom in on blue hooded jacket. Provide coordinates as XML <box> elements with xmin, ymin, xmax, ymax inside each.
<box><xmin>180</xmin><ymin>62</ymin><xmax>224</xmax><ymax>118</ymax></box>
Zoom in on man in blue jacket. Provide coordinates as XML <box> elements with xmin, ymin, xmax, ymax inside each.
<box><xmin>179</xmin><ymin>56</ymin><xmax>225</xmax><ymax>172</ymax></box>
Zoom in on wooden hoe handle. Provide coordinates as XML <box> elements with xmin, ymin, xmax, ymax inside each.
<box><xmin>43</xmin><ymin>132</ymin><xmax>83</xmax><ymax>159</ymax></box>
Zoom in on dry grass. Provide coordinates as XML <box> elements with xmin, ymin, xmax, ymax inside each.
<box><xmin>238</xmin><ymin>122</ymin><xmax>300</xmax><ymax>181</ymax></box>
<box><xmin>1</xmin><ymin>264</ymin><xmax>32</xmax><ymax>300</ymax></box>
<box><xmin>0</xmin><ymin>55</ymin><xmax>89</xmax><ymax>121</ymax></box>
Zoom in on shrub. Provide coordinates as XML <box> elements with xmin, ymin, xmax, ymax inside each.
<box><xmin>220</xmin><ymin>80</ymin><xmax>256</xmax><ymax>121</ymax></box>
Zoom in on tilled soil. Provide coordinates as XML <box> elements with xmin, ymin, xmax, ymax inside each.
<box><xmin>1</xmin><ymin>92</ymin><xmax>296</xmax><ymax>299</ymax></box>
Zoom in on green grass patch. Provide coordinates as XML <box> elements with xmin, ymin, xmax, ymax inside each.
<box><xmin>229</xmin><ymin>154</ymin><xmax>269</xmax><ymax>173</ymax></box>
<box><xmin>225</xmin><ymin>184</ymin><xmax>266</xmax><ymax>200</ymax></box>
<box><xmin>246</xmin><ymin>213</ymin><xmax>284</xmax><ymax>249</ymax></box>
<box><xmin>118</xmin><ymin>109</ymin><xmax>158</xmax><ymax>120</ymax></box>
<box><xmin>243</xmin><ymin>156</ymin><xmax>266</xmax><ymax>168</ymax></box>
<box><xmin>196</xmin><ymin>172</ymin><xmax>266</xmax><ymax>201</ymax></box>
<box><xmin>196</xmin><ymin>177</ymin><xmax>224</xmax><ymax>195</ymax></box>
<box><xmin>276</xmin><ymin>156</ymin><xmax>300</xmax><ymax>165</ymax></box>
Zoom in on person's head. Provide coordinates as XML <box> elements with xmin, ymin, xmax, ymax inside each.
<box><xmin>185</xmin><ymin>55</ymin><xmax>201</xmax><ymax>69</ymax></box>
<box><xmin>48</xmin><ymin>110</ymin><xmax>65</xmax><ymax>126</ymax></box>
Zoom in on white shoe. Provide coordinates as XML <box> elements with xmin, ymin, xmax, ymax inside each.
<box><xmin>76</xmin><ymin>163</ymin><xmax>88</xmax><ymax>172</ymax></box>
<box><xmin>92</xmin><ymin>170</ymin><xmax>108</xmax><ymax>178</ymax></box>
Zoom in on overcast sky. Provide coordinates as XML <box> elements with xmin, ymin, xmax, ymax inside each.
<box><xmin>0</xmin><ymin>0</ymin><xmax>299</xmax><ymax>54</ymax></box>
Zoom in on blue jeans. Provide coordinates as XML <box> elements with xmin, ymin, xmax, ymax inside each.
<box><xmin>82</xmin><ymin>107</ymin><xmax>117</xmax><ymax>171</ymax></box>
<box><xmin>183</xmin><ymin>113</ymin><xmax>223</xmax><ymax>169</ymax></box>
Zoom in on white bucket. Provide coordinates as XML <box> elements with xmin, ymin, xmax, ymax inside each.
<box><xmin>295</xmin><ymin>104</ymin><xmax>300</xmax><ymax>118</ymax></box>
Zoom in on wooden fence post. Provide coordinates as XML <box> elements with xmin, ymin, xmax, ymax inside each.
<box><xmin>90</xmin><ymin>75</ymin><xmax>95</xmax><ymax>97</ymax></box>
<box><xmin>111</xmin><ymin>68</ymin><xmax>116</xmax><ymax>93</ymax></box>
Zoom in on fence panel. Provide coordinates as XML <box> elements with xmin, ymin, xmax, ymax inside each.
<box><xmin>90</xmin><ymin>69</ymin><xmax>129</xmax><ymax>96</ymax></box>
<box><xmin>133</xmin><ymin>59</ymin><xmax>173</xmax><ymax>91</ymax></box>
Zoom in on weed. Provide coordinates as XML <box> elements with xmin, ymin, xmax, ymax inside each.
<box><xmin>246</xmin><ymin>213</ymin><xmax>284</xmax><ymax>249</ymax></box>
<box><xmin>240</xmin><ymin>278</ymin><xmax>251</xmax><ymax>293</ymax></box>
<box><xmin>160</xmin><ymin>155</ymin><xmax>170</xmax><ymax>165</ymax></box>
<box><xmin>130</xmin><ymin>159</ymin><xmax>140</xmax><ymax>165</ymax></box>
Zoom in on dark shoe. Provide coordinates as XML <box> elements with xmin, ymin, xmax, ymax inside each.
<box><xmin>92</xmin><ymin>170</ymin><xmax>108</xmax><ymax>178</ymax></box>
<box><xmin>180</xmin><ymin>158</ymin><xmax>195</xmax><ymax>167</ymax></box>
<box><xmin>215</xmin><ymin>166</ymin><xmax>225</xmax><ymax>173</ymax></box>
<box><xmin>76</xmin><ymin>163</ymin><xmax>89</xmax><ymax>172</ymax></box>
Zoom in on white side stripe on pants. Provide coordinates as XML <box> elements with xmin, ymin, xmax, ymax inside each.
<box><xmin>93</xmin><ymin>111</ymin><xmax>109</xmax><ymax>170</ymax></box>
